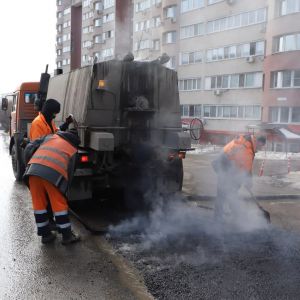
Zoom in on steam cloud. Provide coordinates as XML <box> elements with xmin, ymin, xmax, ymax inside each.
<box><xmin>108</xmin><ymin>189</ymin><xmax>270</xmax><ymax>251</ymax></box>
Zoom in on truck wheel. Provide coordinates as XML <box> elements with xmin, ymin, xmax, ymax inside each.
<box><xmin>11</xmin><ymin>144</ymin><xmax>25</xmax><ymax>181</ymax></box>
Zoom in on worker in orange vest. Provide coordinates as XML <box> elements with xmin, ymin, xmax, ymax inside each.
<box><xmin>212</xmin><ymin>134</ymin><xmax>266</xmax><ymax>219</ymax></box>
<box><xmin>23</xmin><ymin>129</ymin><xmax>80</xmax><ymax>245</ymax></box>
<box><xmin>29</xmin><ymin>98</ymin><xmax>73</xmax><ymax>230</ymax></box>
<box><xmin>30</xmin><ymin>98</ymin><xmax>73</xmax><ymax>141</ymax></box>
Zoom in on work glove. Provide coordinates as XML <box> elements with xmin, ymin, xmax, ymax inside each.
<box><xmin>20</xmin><ymin>138</ymin><xmax>29</xmax><ymax>149</ymax></box>
<box><xmin>65</xmin><ymin>114</ymin><xmax>73</xmax><ymax>125</ymax></box>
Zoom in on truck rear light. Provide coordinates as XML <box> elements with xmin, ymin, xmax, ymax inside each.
<box><xmin>168</xmin><ymin>151</ymin><xmax>186</xmax><ymax>161</ymax></box>
<box><xmin>80</xmin><ymin>155</ymin><xmax>89</xmax><ymax>163</ymax></box>
<box><xmin>168</xmin><ymin>153</ymin><xmax>176</xmax><ymax>161</ymax></box>
<box><xmin>178</xmin><ymin>152</ymin><xmax>186</xmax><ymax>159</ymax></box>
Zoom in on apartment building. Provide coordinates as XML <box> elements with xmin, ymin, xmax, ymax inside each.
<box><xmin>56</xmin><ymin>0</ymin><xmax>300</xmax><ymax>150</ymax></box>
<box><xmin>263</xmin><ymin>0</ymin><xmax>300</xmax><ymax>151</ymax></box>
<box><xmin>56</xmin><ymin>0</ymin><xmax>132</xmax><ymax>73</ymax></box>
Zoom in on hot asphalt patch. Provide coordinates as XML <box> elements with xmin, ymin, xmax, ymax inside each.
<box><xmin>108</xmin><ymin>219</ymin><xmax>300</xmax><ymax>299</ymax></box>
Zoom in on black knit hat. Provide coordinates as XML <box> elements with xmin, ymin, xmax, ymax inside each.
<box><xmin>42</xmin><ymin>99</ymin><xmax>61</xmax><ymax>114</ymax></box>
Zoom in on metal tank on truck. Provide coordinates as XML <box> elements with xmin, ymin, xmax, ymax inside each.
<box><xmin>46</xmin><ymin>58</ymin><xmax>192</xmax><ymax>202</ymax></box>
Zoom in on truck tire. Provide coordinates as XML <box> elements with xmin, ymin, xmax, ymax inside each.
<box><xmin>11</xmin><ymin>144</ymin><xmax>25</xmax><ymax>181</ymax></box>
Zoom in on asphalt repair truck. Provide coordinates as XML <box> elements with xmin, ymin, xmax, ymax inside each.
<box><xmin>2</xmin><ymin>58</ymin><xmax>193</xmax><ymax>203</ymax></box>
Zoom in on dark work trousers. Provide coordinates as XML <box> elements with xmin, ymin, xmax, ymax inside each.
<box><xmin>214</xmin><ymin>169</ymin><xmax>242</xmax><ymax>220</ymax></box>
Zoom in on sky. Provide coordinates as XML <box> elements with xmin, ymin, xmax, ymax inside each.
<box><xmin>0</xmin><ymin>1</ymin><xmax>56</xmax><ymax>95</ymax></box>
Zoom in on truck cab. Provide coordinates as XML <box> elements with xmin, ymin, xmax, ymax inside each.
<box><xmin>1</xmin><ymin>82</ymin><xmax>39</xmax><ymax>180</ymax></box>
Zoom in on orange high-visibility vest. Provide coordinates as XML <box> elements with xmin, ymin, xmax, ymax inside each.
<box><xmin>30</xmin><ymin>112</ymin><xmax>58</xmax><ymax>141</ymax></box>
<box><xmin>223</xmin><ymin>135</ymin><xmax>257</xmax><ymax>173</ymax></box>
<box><xmin>28</xmin><ymin>134</ymin><xmax>77</xmax><ymax>179</ymax></box>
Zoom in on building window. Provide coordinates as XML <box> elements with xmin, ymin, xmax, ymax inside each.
<box><xmin>164</xmin><ymin>5</ymin><xmax>177</xmax><ymax>18</ymax></box>
<box><xmin>57</xmin><ymin>0</ymin><xmax>62</xmax><ymax>5</ymax></box>
<box><xmin>152</xmin><ymin>16</ymin><xmax>161</xmax><ymax>27</ymax></box>
<box><xmin>179</xmin><ymin>78</ymin><xmax>201</xmax><ymax>91</ymax></box>
<box><xmin>57</xmin><ymin>49</ymin><xmax>62</xmax><ymax>56</ymax></box>
<box><xmin>271</xmin><ymin>70</ymin><xmax>300</xmax><ymax>88</ymax></box>
<box><xmin>103</xmin><ymin>0</ymin><xmax>114</xmax><ymax>9</ymax></box>
<box><xmin>152</xmin><ymin>39</ymin><xmax>160</xmax><ymax>50</ymax></box>
<box><xmin>63</xmin><ymin>33</ymin><xmax>71</xmax><ymax>41</ymax></box>
<box><xmin>94</xmin><ymin>18</ymin><xmax>102</xmax><ymax>27</ymax></box>
<box><xmin>83</xmin><ymin>0</ymin><xmax>92</xmax><ymax>8</ymax></box>
<box><xmin>181</xmin><ymin>105</ymin><xmax>190</xmax><ymax>117</ymax></box>
<box><xmin>102</xmin><ymin>48</ymin><xmax>114</xmax><ymax>59</ymax></box>
<box><xmin>180</xmin><ymin>23</ymin><xmax>204</xmax><ymax>39</ymax></box>
<box><xmin>94</xmin><ymin>35</ymin><xmax>102</xmax><ymax>44</ymax></box>
<box><xmin>94</xmin><ymin>51</ymin><xmax>101</xmax><ymax>58</ymax></box>
<box><xmin>103</xmin><ymin>30</ymin><xmax>114</xmax><ymax>40</ymax></box>
<box><xmin>205</xmin><ymin>72</ymin><xmax>263</xmax><ymax>90</ymax></box>
<box><xmin>63</xmin><ymin>46</ymin><xmax>71</xmax><ymax>53</ymax></box>
<box><xmin>83</xmin><ymin>26</ymin><xmax>94</xmax><ymax>34</ymax></box>
<box><xmin>95</xmin><ymin>1</ymin><xmax>103</xmax><ymax>10</ymax></box>
<box><xmin>206</xmin><ymin>41</ymin><xmax>265</xmax><ymax>62</ymax></box>
<box><xmin>57</xmin><ymin>11</ymin><xmax>62</xmax><ymax>18</ymax></box>
<box><xmin>163</xmin><ymin>31</ymin><xmax>177</xmax><ymax>44</ymax></box>
<box><xmin>203</xmin><ymin>105</ymin><xmax>261</xmax><ymax>120</ymax></box>
<box><xmin>83</xmin><ymin>40</ymin><xmax>93</xmax><ymax>48</ymax></box>
<box><xmin>269</xmin><ymin>106</ymin><xmax>300</xmax><ymax>123</ymax></box>
<box><xmin>57</xmin><ymin>36</ymin><xmax>62</xmax><ymax>45</ymax></box>
<box><xmin>135</xmin><ymin>0</ymin><xmax>151</xmax><ymax>12</ymax></box>
<box><xmin>63</xmin><ymin>20</ymin><xmax>71</xmax><ymax>28</ymax></box>
<box><xmin>134</xmin><ymin>40</ymin><xmax>151</xmax><ymax>51</ymax></box>
<box><xmin>207</xmin><ymin>8</ymin><xmax>267</xmax><ymax>34</ymax></box>
<box><xmin>135</xmin><ymin>20</ymin><xmax>150</xmax><ymax>32</ymax></box>
<box><xmin>279</xmin><ymin>0</ymin><xmax>300</xmax><ymax>16</ymax></box>
<box><xmin>63</xmin><ymin>7</ymin><xmax>71</xmax><ymax>15</ymax></box>
<box><xmin>82</xmin><ymin>55</ymin><xmax>92</xmax><ymax>64</ymax></box>
<box><xmin>181</xmin><ymin>0</ymin><xmax>204</xmax><ymax>13</ymax></box>
<box><xmin>274</xmin><ymin>33</ymin><xmax>300</xmax><ymax>52</ymax></box>
<box><xmin>103</xmin><ymin>13</ymin><xmax>114</xmax><ymax>23</ymax></box>
<box><xmin>180</xmin><ymin>51</ymin><xmax>202</xmax><ymax>65</ymax></box>
<box><xmin>180</xmin><ymin>105</ymin><xmax>202</xmax><ymax>117</ymax></box>
<box><xmin>57</xmin><ymin>61</ymin><xmax>62</xmax><ymax>68</ymax></box>
<box><xmin>208</xmin><ymin>0</ymin><xmax>224</xmax><ymax>4</ymax></box>
<box><xmin>57</xmin><ymin>24</ymin><xmax>62</xmax><ymax>33</ymax></box>
<box><xmin>83</xmin><ymin>12</ymin><xmax>94</xmax><ymax>21</ymax></box>
<box><xmin>292</xmin><ymin>107</ymin><xmax>300</xmax><ymax>122</ymax></box>
<box><xmin>62</xmin><ymin>58</ymin><xmax>70</xmax><ymax>66</ymax></box>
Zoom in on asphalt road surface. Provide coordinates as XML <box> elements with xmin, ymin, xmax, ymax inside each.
<box><xmin>2</xmin><ymin>130</ymin><xmax>300</xmax><ymax>300</ymax></box>
<box><xmin>0</xmin><ymin>131</ymin><xmax>151</xmax><ymax>300</ymax></box>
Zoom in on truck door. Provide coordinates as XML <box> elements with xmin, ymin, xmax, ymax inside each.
<box><xmin>10</xmin><ymin>94</ymin><xmax>17</xmax><ymax>136</ymax></box>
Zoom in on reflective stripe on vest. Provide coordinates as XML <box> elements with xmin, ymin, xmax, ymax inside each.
<box><xmin>29</xmin><ymin>135</ymin><xmax>77</xmax><ymax>179</ymax></box>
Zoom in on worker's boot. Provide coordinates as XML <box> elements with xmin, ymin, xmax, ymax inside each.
<box><xmin>49</xmin><ymin>219</ymin><xmax>58</xmax><ymax>232</ymax></box>
<box><xmin>62</xmin><ymin>230</ymin><xmax>81</xmax><ymax>245</ymax></box>
<box><xmin>41</xmin><ymin>232</ymin><xmax>56</xmax><ymax>244</ymax></box>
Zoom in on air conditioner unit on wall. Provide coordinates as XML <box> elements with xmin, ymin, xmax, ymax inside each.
<box><xmin>226</xmin><ymin>0</ymin><xmax>235</xmax><ymax>4</ymax></box>
<box><xmin>214</xmin><ymin>89</ymin><xmax>222</xmax><ymax>96</ymax></box>
<box><xmin>171</xmin><ymin>17</ymin><xmax>177</xmax><ymax>23</ymax></box>
<box><xmin>246</xmin><ymin>56</ymin><xmax>255</xmax><ymax>63</ymax></box>
<box><xmin>155</xmin><ymin>2</ymin><xmax>162</xmax><ymax>8</ymax></box>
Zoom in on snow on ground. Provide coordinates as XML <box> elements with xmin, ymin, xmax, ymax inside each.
<box><xmin>190</xmin><ymin>143</ymin><xmax>300</xmax><ymax>160</ymax></box>
<box><xmin>189</xmin><ymin>144</ymin><xmax>221</xmax><ymax>155</ymax></box>
<box><xmin>255</xmin><ymin>151</ymin><xmax>300</xmax><ymax>160</ymax></box>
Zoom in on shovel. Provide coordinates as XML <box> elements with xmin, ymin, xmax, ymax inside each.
<box><xmin>245</xmin><ymin>188</ymin><xmax>271</xmax><ymax>223</ymax></box>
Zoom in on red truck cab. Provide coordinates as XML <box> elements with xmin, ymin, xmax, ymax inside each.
<box><xmin>1</xmin><ymin>82</ymin><xmax>39</xmax><ymax>180</ymax></box>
